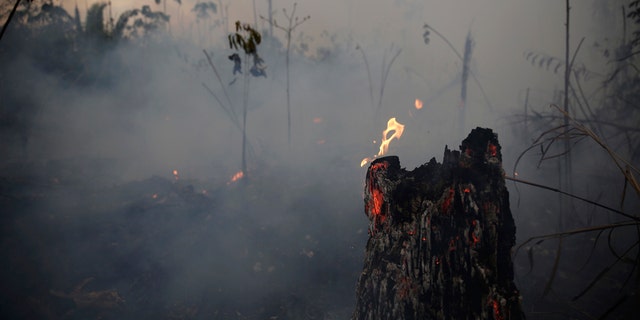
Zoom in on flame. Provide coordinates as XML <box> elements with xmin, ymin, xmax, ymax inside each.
<box><xmin>415</xmin><ymin>99</ymin><xmax>423</xmax><ymax>110</ymax></box>
<box><xmin>228</xmin><ymin>171</ymin><xmax>244</xmax><ymax>184</ymax></box>
<box><xmin>172</xmin><ymin>169</ymin><xmax>179</xmax><ymax>180</ymax></box>
<box><xmin>360</xmin><ymin>117</ymin><xmax>405</xmax><ymax>167</ymax></box>
<box><xmin>378</xmin><ymin>117</ymin><xmax>405</xmax><ymax>155</ymax></box>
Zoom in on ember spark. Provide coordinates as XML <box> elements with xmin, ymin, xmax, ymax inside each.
<box><xmin>415</xmin><ymin>99</ymin><xmax>423</xmax><ymax>110</ymax></box>
<box><xmin>227</xmin><ymin>171</ymin><xmax>244</xmax><ymax>184</ymax></box>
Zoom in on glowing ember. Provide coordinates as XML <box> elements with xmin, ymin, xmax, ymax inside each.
<box><xmin>415</xmin><ymin>99</ymin><xmax>423</xmax><ymax>110</ymax></box>
<box><xmin>370</xmin><ymin>188</ymin><xmax>384</xmax><ymax>216</ymax></box>
<box><xmin>488</xmin><ymin>143</ymin><xmax>497</xmax><ymax>157</ymax></box>
<box><xmin>441</xmin><ymin>187</ymin><xmax>455</xmax><ymax>213</ymax></box>
<box><xmin>365</xmin><ymin>161</ymin><xmax>389</xmax><ymax>233</ymax></box>
<box><xmin>470</xmin><ymin>220</ymin><xmax>481</xmax><ymax>246</ymax></box>
<box><xmin>227</xmin><ymin>171</ymin><xmax>244</xmax><ymax>184</ymax></box>
<box><xmin>489</xmin><ymin>298</ymin><xmax>504</xmax><ymax>320</ymax></box>
<box><xmin>172</xmin><ymin>169</ymin><xmax>179</xmax><ymax>180</ymax></box>
<box><xmin>360</xmin><ymin>117</ymin><xmax>406</xmax><ymax>167</ymax></box>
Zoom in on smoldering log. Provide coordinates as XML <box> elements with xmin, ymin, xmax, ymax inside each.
<box><xmin>353</xmin><ymin>127</ymin><xmax>522</xmax><ymax>320</ymax></box>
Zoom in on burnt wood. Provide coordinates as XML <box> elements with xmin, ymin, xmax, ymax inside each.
<box><xmin>353</xmin><ymin>127</ymin><xmax>522</xmax><ymax>320</ymax></box>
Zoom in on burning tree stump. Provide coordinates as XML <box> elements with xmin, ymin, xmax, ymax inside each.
<box><xmin>353</xmin><ymin>128</ymin><xmax>522</xmax><ymax>320</ymax></box>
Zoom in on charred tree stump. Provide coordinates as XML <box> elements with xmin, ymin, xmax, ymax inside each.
<box><xmin>353</xmin><ymin>128</ymin><xmax>522</xmax><ymax>320</ymax></box>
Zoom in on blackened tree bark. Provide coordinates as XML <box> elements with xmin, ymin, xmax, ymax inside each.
<box><xmin>353</xmin><ymin>128</ymin><xmax>522</xmax><ymax>320</ymax></box>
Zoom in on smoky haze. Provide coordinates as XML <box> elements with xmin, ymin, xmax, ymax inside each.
<box><xmin>1</xmin><ymin>0</ymin><xmax>638</xmax><ymax>319</ymax></box>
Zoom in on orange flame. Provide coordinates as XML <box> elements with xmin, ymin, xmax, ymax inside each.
<box><xmin>172</xmin><ymin>169</ymin><xmax>179</xmax><ymax>180</ymax></box>
<box><xmin>228</xmin><ymin>171</ymin><xmax>244</xmax><ymax>184</ymax></box>
<box><xmin>361</xmin><ymin>117</ymin><xmax>405</xmax><ymax>167</ymax></box>
<box><xmin>378</xmin><ymin>117</ymin><xmax>405</xmax><ymax>155</ymax></box>
<box><xmin>415</xmin><ymin>99</ymin><xmax>423</xmax><ymax>110</ymax></box>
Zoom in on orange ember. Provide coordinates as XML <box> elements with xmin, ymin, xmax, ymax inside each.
<box><xmin>360</xmin><ymin>117</ymin><xmax>405</xmax><ymax>167</ymax></box>
<box><xmin>370</xmin><ymin>189</ymin><xmax>384</xmax><ymax>216</ymax></box>
<box><xmin>470</xmin><ymin>220</ymin><xmax>480</xmax><ymax>246</ymax></box>
<box><xmin>471</xmin><ymin>232</ymin><xmax>480</xmax><ymax>246</ymax></box>
<box><xmin>172</xmin><ymin>169</ymin><xmax>179</xmax><ymax>180</ymax></box>
<box><xmin>228</xmin><ymin>171</ymin><xmax>244</xmax><ymax>184</ymax></box>
<box><xmin>415</xmin><ymin>99</ymin><xmax>423</xmax><ymax>110</ymax></box>
<box><xmin>488</xmin><ymin>143</ymin><xmax>497</xmax><ymax>157</ymax></box>
<box><xmin>366</xmin><ymin>161</ymin><xmax>389</xmax><ymax>230</ymax></box>
<box><xmin>441</xmin><ymin>187</ymin><xmax>455</xmax><ymax>213</ymax></box>
<box><xmin>490</xmin><ymin>298</ymin><xmax>503</xmax><ymax>320</ymax></box>
<box><xmin>369</xmin><ymin>161</ymin><xmax>389</xmax><ymax>173</ymax></box>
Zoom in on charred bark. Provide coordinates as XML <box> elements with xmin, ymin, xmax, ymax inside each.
<box><xmin>353</xmin><ymin>127</ymin><xmax>522</xmax><ymax>320</ymax></box>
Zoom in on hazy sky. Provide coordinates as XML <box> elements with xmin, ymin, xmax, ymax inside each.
<box><xmin>58</xmin><ymin>0</ymin><xmax>617</xmax><ymax>102</ymax></box>
<box><xmin>47</xmin><ymin>0</ymin><xmax>623</xmax><ymax>173</ymax></box>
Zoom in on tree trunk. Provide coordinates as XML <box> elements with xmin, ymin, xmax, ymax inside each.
<box><xmin>353</xmin><ymin>127</ymin><xmax>522</xmax><ymax>320</ymax></box>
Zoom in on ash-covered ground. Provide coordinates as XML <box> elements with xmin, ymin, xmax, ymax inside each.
<box><xmin>0</xmin><ymin>158</ymin><xmax>365</xmax><ymax>319</ymax></box>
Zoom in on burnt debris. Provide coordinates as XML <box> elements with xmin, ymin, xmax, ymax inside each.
<box><xmin>354</xmin><ymin>127</ymin><xmax>522</xmax><ymax>320</ymax></box>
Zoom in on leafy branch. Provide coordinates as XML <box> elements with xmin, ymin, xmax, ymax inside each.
<box><xmin>227</xmin><ymin>21</ymin><xmax>264</xmax><ymax>181</ymax></box>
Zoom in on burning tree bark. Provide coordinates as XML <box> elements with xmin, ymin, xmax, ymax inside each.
<box><xmin>353</xmin><ymin>128</ymin><xmax>522</xmax><ymax>320</ymax></box>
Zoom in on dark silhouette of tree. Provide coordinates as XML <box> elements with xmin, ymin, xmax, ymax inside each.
<box><xmin>0</xmin><ymin>1</ymin><xmax>172</xmax><ymax>159</ymax></box>
<box><xmin>0</xmin><ymin>0</ymin><xmax>31</xmax><ymax>43</ymax></box>
<box><xmin>192</xmin><ymin>1</ymin><xmax>217</xmax><ymax>19</ymax></box>
<box><xmin>0</xmin><ymin>1</ymin><xmax>78</xmax><ymax>158</ymax></box>
<box><xmin>85</xmin><ymin>3</ymin><xmax>109</xmax><ymax>41</ymax></box>
<box><xmin>261</xmin><ymin>3</ymin><xmax>309</xmax><ymax>147</ymax></box>
<box><xmin>510</xmin><ymin>3</ymin><xmax>640</xmax><ymax>318</ymax></box>
<box><xmin>113</xmin><ymin>5</ymin><xmax>169</xmax><ymax>41</ymax></box>
<box><xmin>191</xmin><ymin>1</ymin><xmax>218</xmax><ymax>47</ymax></box>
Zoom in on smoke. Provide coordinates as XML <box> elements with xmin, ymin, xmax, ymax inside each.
<box><xmin>1</xmin><ymin>0</ymin><xmax>637</xmax><ymax>318</ymax></box>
